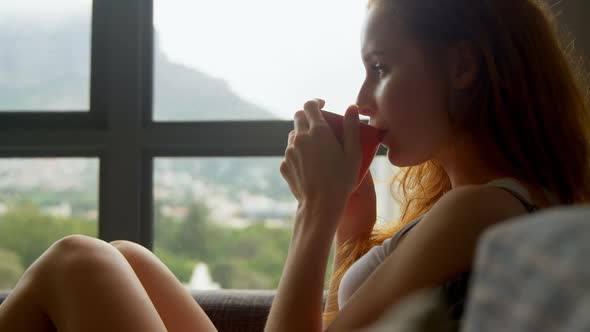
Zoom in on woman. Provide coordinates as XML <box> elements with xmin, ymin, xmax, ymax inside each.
<box><xmin>1</xmin><ymin>0</ymin><xmax>589</xmax><ymax>331</ymax></box>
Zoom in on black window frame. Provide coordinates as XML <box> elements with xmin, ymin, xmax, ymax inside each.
<box><xmin>1</xmin><ymin>0</ymin><xmax>585</xmax><ymax>250</ymax></box>
<box><xmin>0</xmin><ymin>0</ymin><xmax>380</xmax><ymax>249</ymax></box>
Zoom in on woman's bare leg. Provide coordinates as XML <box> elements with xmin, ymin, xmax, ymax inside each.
<box><xmin>109</xmin><ymin>240</ymin><xmax>217</xmax><ymax>332</ymax></box>
<box><xmin>0</xmin><ymin>235</ymin><xmax>167</xmax><ymax>332</ymax></box>
<box><xmin>0</xmin><ymin>268</ymin><xmax>55</xmax><ymax>332</ymax></box>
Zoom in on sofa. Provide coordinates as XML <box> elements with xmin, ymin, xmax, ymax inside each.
<box><xmin>0</xmin><ymin>289</ymin><xmax>281</xmax><ymax>332</ymax></box>
<box><xmin>1</xmin><ymin>205</ymin><xmax>589</xmax><ymax>332</ymax></box>
<box><xmin>364</xmin><ymin>205</ymin><xmax>590</xmax><ymax>332</ymax></box>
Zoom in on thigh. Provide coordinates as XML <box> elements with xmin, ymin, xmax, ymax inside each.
<box><xmin>30</xmin><ymin>235</ymin><xmax>168</xmax><ymax>332</ymax></box>
<box><xmin>0</xmin><ymin>272</ymin><xmax>57</xmax><ymax>332</ymax></box>
<box><xmin>111</xmin><ymin>240</ymin><xmax>218</xmax><ymax>332</ymax></box>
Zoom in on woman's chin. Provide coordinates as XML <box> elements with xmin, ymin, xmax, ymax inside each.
<box><xmin>386</xmin><ymin>148</ymin><xmax>403</xmax><ymax>167</ymax></box>
<box><xmin>385</xmin><ymin>147</ymin><xmax>416</xmax><ymax>168</ymax></box>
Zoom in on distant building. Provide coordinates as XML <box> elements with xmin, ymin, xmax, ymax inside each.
<box><xmin>188</xmin><ymin>262</ymin><xmax>221</xmax><ymax>290</ymax></box>
<box><xmin>45</xmin><ymin>202</ymin><xmax>72</xmax><ymax>218</ymax></box>
<box><xmin>160</xmin><ymin>205</ymin><xmax>190</xmax><ymax>220</ymax></box>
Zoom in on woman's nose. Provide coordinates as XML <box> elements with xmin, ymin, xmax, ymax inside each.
<box><xmin>356</xmin><ymin>86</ymin><xmax>377</xmax><ymax>116</ymax></box>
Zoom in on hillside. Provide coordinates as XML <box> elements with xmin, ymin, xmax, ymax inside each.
<box><xmin>0</xmin><ymin>17</ymin><xmax>277</xmax><ymax>120</ymax></box>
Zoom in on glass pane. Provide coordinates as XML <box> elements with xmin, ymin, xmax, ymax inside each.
<box><xmin>154</xmin><ymin>156</ymin><xmax>399</xmax><ymax>290</ymax></box>
<box><xmin>0</xmin><ymin>158</ymin><xmax>99</xmax><ymax>290</ymax></box>
<box><xmin>0</xmin><ymin>1</ymin><xmax>92</xmax><ymax>111</ymax></box>
<box><xmin>153</xmin><ymin>0</ymin><xmax>366</xmax><ymax>121</ymax></box>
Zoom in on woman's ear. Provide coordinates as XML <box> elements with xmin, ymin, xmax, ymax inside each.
<box><xmin>446</xmin><ymin>40</ymin><xmax>479</xmax><ymax>90</ymax></box>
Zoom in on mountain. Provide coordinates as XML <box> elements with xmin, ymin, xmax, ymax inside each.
<box><xmin>153</xmin><ymin>41</ymin><xmax>276</xmax><ymax>120</ymax></box>
<box><xmin>0</xmin><ymin>17</ymin><xmax>91</xmax><ymax>110</ymax></box>
<box><xmin>0</xmin><ymin>16</ymin><xmax>293</xmax><ymax>217</ymax></box>
<box><xmin>0</xmin><ymin>16</ymin><xmax>278</xmax><ymax>120</ymax></box>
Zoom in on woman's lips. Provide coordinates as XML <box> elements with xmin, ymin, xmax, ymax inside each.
<box><xmin>368</xmin><ymin>123</ymin><xmax>389</xmax><ymax>142</ymax></box>
<box><xmin>359</xmin><ymin>108</ymin><xmax>373</xmax><ymax>116</ymax></box>
<box><xmin>373</xmin><ymin>129</ymin><xmax>390</xmax><ymax>148</ymax></box>
<box><xmin>377</xmin><ymin>128</ymin><xmax>388</xmax><ymax>142</ymax></box>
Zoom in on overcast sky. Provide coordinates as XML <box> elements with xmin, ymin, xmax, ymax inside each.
<box><xmin>154</xmin><ymin>0</ymin><xmax>368</xmax><ymax>120</ymax></box>
<box><xmin>4</xmin><ymin>0</ymin><xmax>369</xmax><ymax>120</ymax></box>
<box><xmin>0</xmin><ymin>0</ymin><xmax>90</xmax><ymax>25</ymax></box>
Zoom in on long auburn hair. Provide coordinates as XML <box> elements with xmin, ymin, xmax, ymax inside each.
<box><xmin>324</xmin><ymin>0</ymin><xmax>590</xmax><ymax>323</ymax></box>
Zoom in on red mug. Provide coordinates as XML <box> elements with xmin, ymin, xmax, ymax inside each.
<box><xmin>320</xmin><ymin>109</ymin><xmax>387</xmax><ymax>190</ymax></box>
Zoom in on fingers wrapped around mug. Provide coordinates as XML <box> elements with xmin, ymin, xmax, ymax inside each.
<box><xmin>294</xmin><ymin>110</ymin><xmax>309</xmax><ymax>133</ymax></box>
<box><xmin>280</xmin><ymin>98</ymin><xmax>360</xmax><ymax>209</ymax></box>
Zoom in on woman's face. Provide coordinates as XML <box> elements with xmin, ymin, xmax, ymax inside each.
<box><xmin>357</xmin><ymin>5</ymin><xmax>454</xmax><ymax>167</ymax></box>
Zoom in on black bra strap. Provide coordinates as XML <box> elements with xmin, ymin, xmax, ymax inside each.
<box><xmin>495</xmin><ymin>186</ymin><xmax>539</xmax><ymax>213</ymax></box>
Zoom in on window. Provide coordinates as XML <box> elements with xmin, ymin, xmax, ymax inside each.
<box><xmin>152</xmin><ymin>0</ymin><xmax>367</xmax><ymax>121</ymax></box>
<box><xmin>0</xmin><ymin>0</ymin><xmax>92</xmax><ymax>111</ymax></box>
<box><xmin>154</xmin><ymin>157</ymin><xmax>295</xmax><ymax>289</ymax></box>
<box><xmin>154</xmin><ymin>156</ymin><xmax>398</xmax><ymax>290</ymax></box>
<box><xmin>0</xmin><ymin>0</ymin><xmax>406</xmax><ymax>291</ymax></box>
<box><xmin>0</xmin><ymin>158</ymin><xmax>98</xmax><ymax>289</ymax></box>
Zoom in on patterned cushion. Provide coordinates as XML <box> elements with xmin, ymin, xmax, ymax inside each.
<box><xmin>461</xmin><ymin>205</ymin><xmax>590</xmax><ymax>332</ymax></box>
<box><xmin>362</xmin><ymin>288</ymin><xmax>459</xmax><ymax>332</ymax></box>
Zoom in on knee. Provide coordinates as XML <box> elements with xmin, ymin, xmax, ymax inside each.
<box><xmin>47</xmin><ymin>235</ymin><xmax>123</xmax><ymax>280</ymax></box>
<box><xmin>109</xmin><ymin>240</ymin><xmax>151</xmax><ymax>266</ymax></box>
<box><xmin>23</xmin><ymin>235</ymin><xmax>123</xmax><ymax>298</ymax></box>
<box><xmin>109</xmin><ymin>239</ymin><xmax>139</xmax><ymax>251</ymax></box>
<box><xmin>53</xmin><ymin>234</ymin><xmax>106</xmax><ymax>251</ymax></box>
<box><xmin>51</xmin><ymin>234</ymin><xmax>114</xmax><ymax>260</ymax></box>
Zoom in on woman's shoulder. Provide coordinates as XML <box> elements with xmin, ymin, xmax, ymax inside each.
<box><xmin>384</xmin><ymin>183</ymin><xmax>531</xmax><ymax>269</ymax></box>
<box><xmin>424</xmin><ymin>181</ymin><xmax>534</xmax><ymax>233</ymax></box>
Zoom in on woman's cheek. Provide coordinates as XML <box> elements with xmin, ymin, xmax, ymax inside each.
<box><xmin>376</xmin><ymin>78</ymin><xmax>401</xmax><ymax>113</ymax></box>
<box><xmin>382</xmin><ymin>84</ymin><xmax>412</xmax><ymax>122</ymax></box>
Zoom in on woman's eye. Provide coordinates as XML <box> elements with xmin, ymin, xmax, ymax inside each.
<box><xmin>371</xmin><ymin>63</ymin><xmax>386</xmax><ymax>76</ymax></box>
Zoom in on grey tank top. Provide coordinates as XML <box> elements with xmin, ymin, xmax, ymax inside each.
<box><xmin>338</xmin><ymin>177</ymin><xmax>560</xmax><ymax>317</ymax></box>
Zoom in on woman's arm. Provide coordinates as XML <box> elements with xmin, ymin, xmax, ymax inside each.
<box><xmin>265</xmin><ymin>99</ymin><xmax>362</xmax><ymax>332</ymax></box>
<box><xmin>325</xmin><ymin>185</ymin><xmax>532</xmax><ymax>331</ymax></box>
<box><xmin>324</xmin><ymin>172</ymin><xmax>378</xmax><ymax>330</ymax></box>
<box><xmin>265</xmin><ymin>99</ymin><xmax>363</xmax><ymax>332</ymax></box>
<box><xmin>323</xmin><ymin>234</ymin><xmax>369</xmax><ymax>331</ymax></box>
<box><xmin>322</xmin><ymin>252</ymin><xmax>342</xmax><ymax>330</ymax></box>
<box><xmin>265</xmin><ymin>200</ymin><xmax>346</xmax><ymax>332</ymax></box>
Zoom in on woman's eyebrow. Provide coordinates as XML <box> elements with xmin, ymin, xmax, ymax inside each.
<box><xmin>362</xmin><ymin>50</ymin><xmax>387</xmax><ymax>63</ymax></box>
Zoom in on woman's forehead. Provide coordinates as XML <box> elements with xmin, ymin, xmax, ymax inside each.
<box><xmin>361</xmin><ymin>6</ymin><xmax>404</xmax><ymax>58</ymax></box>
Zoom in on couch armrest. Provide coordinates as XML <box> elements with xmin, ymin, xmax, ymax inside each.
<box><xmin>1</xmin><ymin>288</ymin><xmax>329</xmax><ymax>332</ymax></box>
<box><xmin>192</xmin><ymin>289</ymin><xmax>275</xmax><ymax>332</ymax></box>
<box><xmin>1</xmin><ymin>289</ymin><xmax>276</xmax><ymax>332</ymax></box>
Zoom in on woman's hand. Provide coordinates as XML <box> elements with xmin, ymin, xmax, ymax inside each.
<box><xmin>268</xmin><ymin>98</ymin><xmax>362</xmax><ymax>332</ymax></box>
<box><xmin>280</xmin><ymin>99</ymin><xmax>362</xmax><ymax>229</ymax></box>
<box><xmin>336</xmin><ymin>169</ymin><xmax>377</xmax><ymax>247</ymax></box>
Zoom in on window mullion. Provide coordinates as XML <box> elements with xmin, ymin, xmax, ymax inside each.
<box><xmin>96</xmin><ymin>0</ymin><xmax>153</xmax><ymax>245</ymax></box>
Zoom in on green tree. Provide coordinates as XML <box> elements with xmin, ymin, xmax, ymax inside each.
<box><xmin>180</xmin><ymin>202</ymin><xmax>211</xmax><ymax>257</ymax></box>
<box><xmin>210</xmin><ymin>259</ymin><xmax>273</xmax><ymax>289</ymax></box>
<box><xmin>0</xmin><ymin>248</ymin><xmax>24</xmax><ymax>290</ymax></box>
<box><xmin>205</xmin><ymin>223</ymin><xmax>292</xmax><ymax>289</ymax></box>
<box><xmin>153</xmin><ymin>247</ymin><xmax>199</xmax><ymax>283</ymax></box>
<box><xmin>0</xmin><ymin>201</ymin><xmax>96</xmax><ymax>271</ymax></box>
